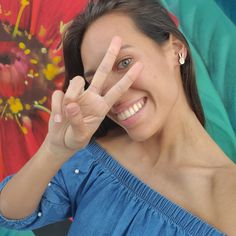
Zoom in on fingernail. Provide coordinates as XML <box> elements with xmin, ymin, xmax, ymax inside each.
<box><xmin>54</xmin><ymin>114</ymin><xmax>62</xmax><ymax>123</ymax></box>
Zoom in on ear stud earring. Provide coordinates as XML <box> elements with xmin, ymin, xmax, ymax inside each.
<box><xmin>178</xmin><ymin>53</ymin><xmax>185</xmax><ymax>65</ymax></box>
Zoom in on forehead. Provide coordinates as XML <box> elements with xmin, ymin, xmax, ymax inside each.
<box><xmin>81</xmin><ymin>13</ymin><xmax>145</xmax><ymax>66</ymax></box>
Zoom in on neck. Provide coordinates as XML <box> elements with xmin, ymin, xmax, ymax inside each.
<box><xmin>138</xmin><ymin>100</ymin><xmax>231</xmax><ymax>168</ymax></box>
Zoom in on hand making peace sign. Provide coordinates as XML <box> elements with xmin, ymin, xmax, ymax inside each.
<box><xmin>45</xmin><ymin>36</ymin><xmax>143</xmax><ymax>157</ymax></box>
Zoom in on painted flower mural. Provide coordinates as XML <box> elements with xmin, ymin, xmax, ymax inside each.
<box><xmin>0</xmin><ymin>0</ymin><xmax>87</xmax><ymax>180</ymax></box>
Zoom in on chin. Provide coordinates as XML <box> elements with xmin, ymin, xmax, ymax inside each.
<box><xmin>108</xmin><ymin>114</ymin><xmax>161</xmax><ymax>142</ymax></box>
<box><xmin>125</xmin><ymin>118</ymin><xmax>164</xmax><ymax>142</ymax></box>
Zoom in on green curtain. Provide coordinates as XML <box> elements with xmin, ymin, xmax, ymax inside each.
<box><xmin>0</xmin><ymin>228</ymin><xmax>35</xmax><ymax>236</ymax></box>
<box><xmin>162</xmin><ymin>0</ymin><xmax>236</xmax><ymax>162</ymax></box>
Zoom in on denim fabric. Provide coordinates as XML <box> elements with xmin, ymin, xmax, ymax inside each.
<box><xmin>0</xmin><ymin>141</ymin><xmax>226</xmax><ymax>236</ymax></box>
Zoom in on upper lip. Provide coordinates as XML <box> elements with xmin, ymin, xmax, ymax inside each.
<box><xmin>111</xmin><ymin>97</ymin><xmax>146</xmax><ymax>114</ymax></box>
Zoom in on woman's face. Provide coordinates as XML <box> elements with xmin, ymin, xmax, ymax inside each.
<box><xmin>81</xmin><ymin>13</ymin><xmax>181</xmax><ymax>141</ymax></box>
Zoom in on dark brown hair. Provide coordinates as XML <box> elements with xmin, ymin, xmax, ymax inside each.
<box><xmin>62</xmin><ymin>0</ymin><xmax>205</xmax><ymax>138</ymax></box>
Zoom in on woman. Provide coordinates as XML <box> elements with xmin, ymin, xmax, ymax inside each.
<box><xmin>0</xmin><ymin>0</ymin><xmax>235</xmax><ymax>235</ymax></box>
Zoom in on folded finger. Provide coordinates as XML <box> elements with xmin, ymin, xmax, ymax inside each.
<box><xmin>63</xmin><ymin>76</ymin><xmax>85</xmax><ymax>105</ymax></box>
<box><xmin>51</xmin><ymin>90</ymin><xmax>64</xmax><ymax>123</ymax></box>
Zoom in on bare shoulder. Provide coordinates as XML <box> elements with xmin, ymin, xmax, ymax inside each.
<box><xmin>211</xmin><ymin>151</ymin><xmax>236</xmax><ymax>181</ymax></box>
<box><xmin>214</xmin><ymin>161</ymin><xmax>236</xmax><ymax>187</ymax></box>
<box><xmin>211</xmin><ymin>162</ymin><xmax>236</xmax><ymax>235</ymax></box>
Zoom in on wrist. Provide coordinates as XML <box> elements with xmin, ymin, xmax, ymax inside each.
<box><xmin>39</xmin><ymin>136</ymin><xmax>76</xmax><ymax>166</ymax></box>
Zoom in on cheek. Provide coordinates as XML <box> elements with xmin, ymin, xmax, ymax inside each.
<box><xmin>166</xmin><ymin>82</ymin><xmax>179</xmax><ymax>107</ymax></box>
<box><xmin>157</xmin><ymin>80</ymin><xmax>179</xmax><ymax>117</ymax></box>
<box><xmin>142</xmin><ymin>66</ymin><xmax>179</xmax><ymax>111</ymax></box>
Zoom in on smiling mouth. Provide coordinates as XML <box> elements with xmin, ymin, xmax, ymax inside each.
<box><xmin>116</xmin><ymin>98</ymin><xmax>146</xmax><ymax>121</ymax></box>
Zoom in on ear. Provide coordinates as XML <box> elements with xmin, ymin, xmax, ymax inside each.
<box><xmin>169</xmin><ymin>34</ymin><xmax>187</xmax><ymax>66</ymax></box>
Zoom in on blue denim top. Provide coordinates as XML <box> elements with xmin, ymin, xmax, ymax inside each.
<box><xmin>0</xmin><ymin>141</ymin><xmax>226</xmax><ymax>235</ymax></box>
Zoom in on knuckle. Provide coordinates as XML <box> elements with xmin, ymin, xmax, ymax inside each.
<box><xmin>64</xmin><ymin>94</ymin><xmax>77</xmax><ymax>103</ymax></box>
<box><xmin>88</xmin><ymin>84</ymin><xmax>100</xmax><ymax>92</ymax></box>
<box><xmin>107</xmin><ymin>50</ymin><xmax>117</xmax><ymax>59</ymax></box>
<box><xmin>98</xmin><ymin>63</ymin><xmax>110</xmax><ymax>74</ymax></box>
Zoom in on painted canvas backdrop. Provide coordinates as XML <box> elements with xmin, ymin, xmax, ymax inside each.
<box><xmin>0</xmin><ymin>0</ymin><xmax>236</xmax><ymax>235</ymax></box>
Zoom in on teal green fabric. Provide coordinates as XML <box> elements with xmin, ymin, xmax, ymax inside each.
<box><xmin>0</xmin><ymin>228</ymin><xmax>35</xmax><ymax>236</ymax></box>
<box><xmin>215</xmin><ymin>0</ymin><xmax>236</xmax><ymax>25</ymax></box>
<box><xmin>162</xmin><ymin>0</ymin><xmax>236</xmax><ymax>162</ymax></box>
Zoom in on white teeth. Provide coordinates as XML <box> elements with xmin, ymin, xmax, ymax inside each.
<box><xmin>125</xmin><ymin>110</ymin><xmax>131</xmax><ymax>118</ymax></box>
<box><xmin>133</xmin><ymin>104</ymin><xmax>139</xmax><ymax>112</ymax></box>
<box><xmin>120</xmin><ymin>112</ymin><xmax>126</xmax><ymax>120</ymax></box>
<box><xmin>137</xmin><ymin>102</ymin><xmax>143</xmax><ymax>109</ymax></box>
<box><xmin>117</xmin><ymin>99</ymin><xmax>145</xmax><ymax>121</ymax></box>
<box><xmin>129</xmin><ymin>107</ymin><xmax>135</xmax><ymax>115</ymax></box>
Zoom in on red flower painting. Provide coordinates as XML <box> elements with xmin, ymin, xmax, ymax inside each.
<box><xmin>0</xmin><ymin>0</ymin><xmax>87</xmax><ymax>180</ymax></box>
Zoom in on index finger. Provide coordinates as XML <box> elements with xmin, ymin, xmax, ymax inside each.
<box><xmin>89</xmin><ymin>36</ymin><xmax>122</xmax><ymax>93</ymax></box>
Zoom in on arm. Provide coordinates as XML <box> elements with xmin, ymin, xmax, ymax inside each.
<box><xmin>0</xmin><ymin>138</ymin><xmax>69</xmax><ymax>220</ymax></box>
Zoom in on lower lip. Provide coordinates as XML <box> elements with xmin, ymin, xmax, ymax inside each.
<box><xmin>117</xmin><ymin>98</ymin><xmax>147</xmax><ymax>128</ymax></box>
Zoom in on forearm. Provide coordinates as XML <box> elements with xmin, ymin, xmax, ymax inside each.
<box><xmin>0</xmin><ymin>139</ymin><xmax>72</xmax><ymax>220</ymax></box>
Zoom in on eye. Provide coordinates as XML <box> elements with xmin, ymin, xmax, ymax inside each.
<box><xmin>117</xmin><ymin>58</ymin><xmax>132</xmax><ymax>70</ymax></box>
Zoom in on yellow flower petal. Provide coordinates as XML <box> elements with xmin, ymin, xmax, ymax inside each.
<box><xmin>42</xmin><ymin>64</ymin><xmax>60</xmax><ymax>80</ymax></box>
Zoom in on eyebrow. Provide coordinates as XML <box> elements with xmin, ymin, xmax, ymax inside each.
<box><xmin>84</xmin><ymin>44</ymin><xmax>133</xmax><ymax>79</ymax></box>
